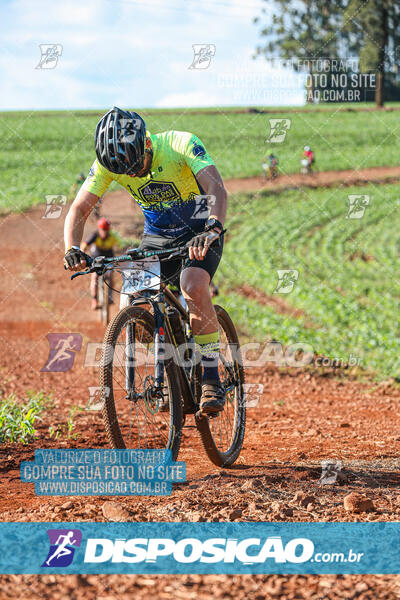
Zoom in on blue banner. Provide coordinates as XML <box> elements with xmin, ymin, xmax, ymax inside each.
<box><xmin>0</xmin><ymin>522</ymin><xmax>398</xmax><ymax>574</ymax></box>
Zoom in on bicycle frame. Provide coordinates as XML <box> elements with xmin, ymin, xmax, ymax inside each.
<box><xmin>69</xmin><ymin>231</ymin><xmax>246</xmax><ymax>466</ymax></box>
<box><xmin>128</xmin><ymin>285</ymin><xmax>198</xmax><ymax>414</ymax></box>
<box><xmin>70</xmin><ymin>237</ymin><xmax>226</xmax><ymax>415</ymax></box>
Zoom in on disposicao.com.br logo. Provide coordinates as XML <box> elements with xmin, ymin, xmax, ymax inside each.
<box><xmin>83</xmin><ymin>536</ymin><xmax>314</xmax><ymax>565</ymax></box>
<box><xmin>42</xmin><ymin>529</ymin><xmax>82</xmax><ymax>567</ymax></box>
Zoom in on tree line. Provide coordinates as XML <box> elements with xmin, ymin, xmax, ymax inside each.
<box><xmin>254</xmin><ymin>0</ymin><xmax>400</xmax><ymax>106</ymax></box>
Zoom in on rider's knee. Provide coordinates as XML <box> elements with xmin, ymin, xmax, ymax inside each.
<box><xmin>181</xmin><ymin>277</ymin><xmax>208</xmax><ymax>302</ymax></box>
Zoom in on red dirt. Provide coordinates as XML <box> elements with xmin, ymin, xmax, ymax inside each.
<box><xmin>0</xmin><ymin>189</ymin><xmax>399</xmax><ymax>598</ymax></box>
<box><xmin>236</xmin><ymin>283</ymin><xmax>316</xmax><ymax>328</ymax></box>
<box><xmin>224</xmin><ymin>164</ymin><xmax>400</xmax><ymax>195</ymax></box>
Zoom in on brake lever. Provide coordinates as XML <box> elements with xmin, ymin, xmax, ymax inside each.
<box><xmin>71</xmin><ymin>269</ymin><xmax>91</xmax><ymax>280</ymax></box>
<box><xmin>163</xmin><ymin>249</ymin><xmax>187</xmax><ymax>260</ymax></box>
<box><xmin>185</xmin><ymin>228</ymin><xmax>227</xmax><ymax>248</ymax></box>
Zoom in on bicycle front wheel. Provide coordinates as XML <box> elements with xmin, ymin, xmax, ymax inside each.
<box><xmin>100</xmin><ymin>278</ymin><xmax>110</xmax><ymax>325</ymax></box>
<box><xmin>100</xmin><ymin>306</ymin><xmax>182</xmax><ymax>460</ymax></box>
<box><xmin>196</xmin><ymin>305</ymin><xmax>246</xmax><ymax>467</ymax></box>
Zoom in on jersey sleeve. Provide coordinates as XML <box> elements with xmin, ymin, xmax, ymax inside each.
<box><xmin>173</xmin><ymin>132</ymin><xmax>215</xmax><ymax>175</ymax></box>
<box><xmin>82</xmin><ymin>159</ymin><xmax>113</xmax><ymax>197</ymax></box>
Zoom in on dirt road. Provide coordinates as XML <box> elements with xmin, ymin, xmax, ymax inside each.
<box><xmin>224</xmin><ymin>164</ymin><xmax>400</xmax><ymax>195</ymax></box>
<box><xmin>0</xmin><ymin>189</ymin><xmax>399</xmax><ymax>598</ymax></box>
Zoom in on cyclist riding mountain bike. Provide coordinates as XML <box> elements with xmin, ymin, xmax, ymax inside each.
<box><xmin>262</xmin><ymin>153</ymin><xmax>278</xmax><ymax>179</ymax></box>
<box><xmin>64</xmin><ymin>106</ymin><xmax>228</xmax><ymax>414</ymax></box>
<box><xmin>303</xmin><ymin>146</ymin><xmax>315</xmax><ymax>167</ymax></box>
<box><xmin>81</xmin><ymin>217</ymin><xmax>120</xmax><ymax>310</ymax></box>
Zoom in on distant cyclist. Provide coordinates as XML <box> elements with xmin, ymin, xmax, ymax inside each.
<box><xmin>301</xmin><ymin>146</ymin><xmax>315</xmax><ymax>173</ymax></box>
<box><xmin>262</xmin><ymin>153</ymin><xmax>278</xmax><ymax>180</ymax></box>
<box><xmin>81</xmin><ymin>218</ymin><xmax>120</xmax><ymax>310</ymax></box>
<box><xmin>64</xmin><ymin>106</ymin><xmax>227</xmax><ymax>413</ymax></box>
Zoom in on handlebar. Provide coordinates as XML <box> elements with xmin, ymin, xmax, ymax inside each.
<box><xmin>68</xmin><ymin>229</ymin><xmax>226</xmax><ymax>280</ymax></box>
<box><xmin>69</xmin><ymin>243</ymin><xmax>189</xmax><ymax>281</ymax></box>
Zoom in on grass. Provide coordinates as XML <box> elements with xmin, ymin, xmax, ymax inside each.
<box><xmin>215</xmin><ymin>181</ymin><xmax>400</xmax><ymax>379</ymax></box>
<box><xmin>0</xmin><ymin>391</ymin><xmax>53</xmax><ymax>443</ymax></box>
<box><xmin>48</xmin><ymin>405</ymin><xmax>81</xmax><ymax>441</ymax></box>
<box><xmin>1</xmin><ymin>104</ymin><xmax>400</xmax><ymax>212</ymax></box>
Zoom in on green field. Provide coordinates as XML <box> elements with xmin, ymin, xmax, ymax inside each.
<box><xmin>1</xmin><ymin>104</ymin><xmax>400</xmax><ymax>212</ymax></box>
<box><xmin>215</xmin><ymin>181</ymin><xmax>399</xmax><ymax>379</ymax></box>
<box><xmin>1</xmin><ymin>107</ymin><xmax>399</xmax><ymax>379</ymax></box>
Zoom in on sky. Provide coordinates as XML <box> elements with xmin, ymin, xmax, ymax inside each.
<box><xmin>0</xmin><ymin>0</ymin><xmax>305</xmax><ymax>110</ymax></box>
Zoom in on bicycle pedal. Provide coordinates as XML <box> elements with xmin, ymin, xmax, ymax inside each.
<box><xmin>207</xmin><ymin>412</ymin><xmax>219</xmax><ymax>419</ymax></box>
<box><xmin>195</xmin><ymin>409</ymin><xmax>215</xmax><ymax>421</ymax></box>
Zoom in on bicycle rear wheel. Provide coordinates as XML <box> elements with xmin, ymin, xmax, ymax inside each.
<box><xmin>196</xmin><ymin>305</ymin><xmax>246</xmax><ymax>467</ymax></box>
<box><xmin>100</xmin><ymin>306</ymin><xmax>182</xmax><ymax>460</ymax></box>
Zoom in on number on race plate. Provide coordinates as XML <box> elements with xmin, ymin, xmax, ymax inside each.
<box><xmin>119</xmin><ymin>256</ymin><xmax>161</xmax><ymax>307</ymax></box>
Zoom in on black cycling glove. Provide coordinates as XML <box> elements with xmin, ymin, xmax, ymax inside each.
<box><xmin>187</xmin><ymin>230</ymin><xmax>220</xmax><ymax>251</ymax></box>
<box><xmin>64</xmin><ymin>246</ymin><xmax>91</xmax><ymax>269</ymax></box>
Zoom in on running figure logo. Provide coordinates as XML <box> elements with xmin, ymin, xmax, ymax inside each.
<box><xmin>42</xmin><ymin>195</ymin><xmax>67</xmax><ymax>219</ymax></box>
<box><xmin>87</xmin><ymin>385</ymin><xmax>110</xmax><ymax>411</ymax></box>
<box><xmin>267</xmin><ymin>119</ymin><xmax>291</xmax><ymax>143</ymax></box>
<box><xmin>274</xmin><ymin>270</ymin><xmax>299</xmax><ymax>294</ymax></box>
<box><xmin>41</xmin><ymin>333</ymin><xmax>82</xmax><ymax>372</ymax></box>
<box><xmin>118</xmin><ymin>117</ymin><xmax>143</xmax><ymax>143</ymax></box>
<box><xmin>35</xmin><ymin>44</ymin><xmax>63</xmax><ymax>69</ymax></box>
<box><xmin>346</xmin><ymin>195</ymin><xmax>370</xmax><ymax>219</ymax></box>
<box><xmin>42</xmin><ymin>529</ymin><xmax>82</xmax><ymax>567</ymax></box>
<box><xmin>319</xmin><ymin>460</ymin><xmax>343</xmax><ymax>485</ymax></box>
<box><xmin>188</xmin><ymin>44</ymin><xmax>216</xmax><ymax>69</ymax></box>
<box><xmin>192</xmin><ymin>194</ymin><xmax>215</xmax><ymax>219</ymax></box>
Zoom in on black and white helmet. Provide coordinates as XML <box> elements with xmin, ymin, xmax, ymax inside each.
<box><xmin>95</xmin><ymin>106</ymin><xmax>147</xmax><ymax>174</ymax></box>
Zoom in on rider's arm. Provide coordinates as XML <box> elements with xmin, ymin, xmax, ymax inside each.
<box><xmin>64</xmin><ymin>188</ymin><xmax>100</xmax><ymax>252</ymax></box>
<box><xmin>170</xmin><ymin>132</ymin><xmax>227</xmax><ymax>259</ymax></box>
<box><xmin>195</xmin><ymin>165</ymin><xmax>227</xmax><ymax>231</ymax></box>
<box><xmin>176</xmin><ymin>133</ymin><xmax>226</xmax><ymax>230</ymax></box>
<box><xmin>65</xmin><ymin>159</ymin><xmax>113</xmax><ymax>250</ymax></box>
<box><xmin>188</xmin><ymin>165</ymin><xmax>227</xmax><ymax>260</ymax></box>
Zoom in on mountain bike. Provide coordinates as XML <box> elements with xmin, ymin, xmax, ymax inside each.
<box><xmin>300</xmin><ymin>158</ymin><xmax>313</xmax><ymax>174</ymax></box>
<box><xmin>262</xmin><ymin>162</ymin><xmax>279</xmax><ymax>180</ymax></box>
<box><xmin>97</xmin><ymin>274</ymin><xmax>110</xmax><ymax>325</ymax></box>
<box><xmin>70</xmin><ymin>238</ymin><xmax>246</xmax><ymax>467</ymax></box>
<box><xmin>263</xmin><ymin>164</ymin><xmax>278</xmax><ymax>180</ymax></box>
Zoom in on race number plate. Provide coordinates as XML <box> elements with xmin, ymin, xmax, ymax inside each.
<box><xmin>119</xmin><ymin>256</ymin><xmax>161</xmax><ymax>307</ymax></box>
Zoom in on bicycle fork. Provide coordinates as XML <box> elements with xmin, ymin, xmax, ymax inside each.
<box><xmin>125</xmin><ymin>321</ymin><xmax>136</xmax><ymax>398</ymax></box>
<box><xmin>125</xmin><ymin>295</ymin><xmax>165</xmax><ymax>400</ymax></box>
<box><xmin>152</xmin><ymin>294</ymin><xmax>166</xmax><ymax>389</ymax></box>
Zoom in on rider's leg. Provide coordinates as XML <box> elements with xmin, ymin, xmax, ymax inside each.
<box><xmin>181</xmin><ymin>267</ymin><xmax>221</xmax><ymax>391</ymax></box>
<box><xmin>181</xmin><ymin>266</ymin><xmax>225</xmax><ymax>413</ymax></box>
<box><xmin>181</xmin><ymin>267</ymin><xmax>218</xmax><ymax>335</ymax></box>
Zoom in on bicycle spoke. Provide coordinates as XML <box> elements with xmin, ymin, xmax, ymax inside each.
<box><xmin>108</xmin><ymin>316</ymin><xmax>172</xmax><ymax>449</ymax></box>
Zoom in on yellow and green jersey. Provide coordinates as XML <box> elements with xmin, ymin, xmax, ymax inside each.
<box><xmin>85</xmin><ymin>230</ymin><xmax>119</xmax><ymax>258</ymax></box>
<box><xmin>83</xmin><ymin>131</ymin><xmax>215</xmax><ymax>237</ymax></box>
